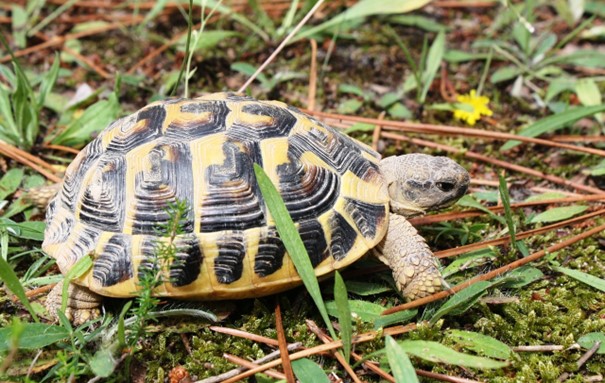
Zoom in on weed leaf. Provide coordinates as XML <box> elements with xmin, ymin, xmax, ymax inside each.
<box><xmin>552</xmin><ymin>266</ymin><xmax>605</xmax><ymax>293</ymax></box>
<box><xmin>0</xmin><ymin>256</ymin><xmax>39</xmax><ymax>322</ymax></box>
<box><xmin>374</xmin><ymin>309</ymin><xmax>418</xmax><ymax>330</ymax></box>
<box><xmin>326</xmin><ymin>299</ymin><xmax>383</xmax><ymax>322</ymax></box>
<box><xmin>528</xmin><ymin>205</ymin><xmax>588</xmax><ymax>224</ymax></box>
<box><xmin>501</xmin><ymin>104</ymin><xmax>605</xmax><ymax>150</ymax></box>
<box><xmin>447</xmin><ymin>330</ymin><xmax>513</xmax><ymax>360</ymax></box>
<box><xmin>292</xmin><ymin>358</ymin><xmax>330</xmax><ymax>383</ymax></box>
<box><xmin>385</xmin><ymin>335</ymin><xmax>419</xmax><ymax>383</ymax></box>
<box><xmin>420</xmin><ymin>31</ymin><xmax>445</xmax><ymax>103</ymax></box>
<box><xmin>253</xmin><ymin>164</ymin><xmax>336</xmax><ymax>339</ymax></box>
<box><xmin>0</xmin><ymin>168</ymin><xmax>24</xmax><ymax>201</ymax></box>
<box><xmin>578</xmin><ymin>332</ymin><xmax>605</xmax><ymax>354</ymax></box>
<box><xmin>295</xmin><ymin>0</ymin><xmax>431</xmax><ymax>41</ymax></box>
<box><xmin>0</xmin><ymin>323</ymin><xmax>69</xmax><ymax>351</ymax></box>
<box><xmin>333</xmin><ymin>271</ymin><xmax>352</xmax><ymax>361</ymax></box>
<box><xmin>89</xmin><ymin>348</ymin><xmax>116</xmax><ymax>378</ymax></box>
<box><xmin>398</xmin><ymin>340</ymin><xmax>509</xmax><ymax>368</ymax></box>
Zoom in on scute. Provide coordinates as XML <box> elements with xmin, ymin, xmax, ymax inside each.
<box><xmin>43</xmin><ymin>92</ymin><xmax>390</xmax><ymax>299</ymax></box>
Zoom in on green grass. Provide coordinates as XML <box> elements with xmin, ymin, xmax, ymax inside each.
<box><xmin>1</xmin><ymin>1</ymin><xmax>605</xmax><ymax>381</ymax></box>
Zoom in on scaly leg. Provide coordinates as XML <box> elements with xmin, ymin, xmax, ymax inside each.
<box><xmin>373</xmin><ymin>214</ymin><xmax>443</xmax><ymax>300</ymax></box>
<box><xmin>45</xmin><ymin>281</ymin><xmax>103</xmax><ymax>325</ymax></box>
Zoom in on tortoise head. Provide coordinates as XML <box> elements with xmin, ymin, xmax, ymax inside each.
<box><xmin>379</xmin><ymin>154</ymin><xmax>470</xmax><ymax>217</ymax></box>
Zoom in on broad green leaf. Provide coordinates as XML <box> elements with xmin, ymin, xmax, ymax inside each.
<box><xmin>178</xmin><ymin>30</ymin><xmax>240</xmax><ymax>52</ymax></box>
<box><xmin>430</xmin><ymin>281</ymin><xmax>492</xmax><ymax>324</ymax></box>
<box><xmin>377</xmin><ymin>92</ymin><xmax>402</xmax><ymax>108</ymax></box>
<box><xmin>230</xmin><ymin>62</ymin><xmax>270</xmax><ymax>88</ymax></box>
<box><xmin>575</xmin><ymin>79</ymin><xmax>603</xmax><ymax>123</ymax></box>
<box><xmin>374</xmin><ymin>309</ymin><xmax>418</xmax><ymax>330</ymax></box>
<box><xmin>471</xmin><ymin>190</ymin><xmax>499</xmax><ymax>203</ymax></box>
<box><xmin>389</xmin><ymin>14</ymin><xmax>447</xmax><ymax>33</ymax></box>
<box><xmin>512</xmin><ymin>22</ymin><xmax>531</xmax><ymax>56</ymax></box>
<box><xmin>532</xmin><ymin>33</ymin><xmax>557</xmax><ymax>62</ymax></box>
<box><xmin>524</xmin><ymin>192</ymin><xmax>568</xmax><ymax>202</ymax></box>
<box><xmin>398</xmin><ymin>340</ymin><xmax>509</xmax><ymax>368</ymax></box>
<box><xmin>419</xmin><ymin>31</ymin><xmax>445</xmax><ymax>103</ymax></box>
<box><xmin>444</xmin><ymin>50</ymin><xmax>490</xmax><ymax>63</ymax></box>
<box><xmin>294</xmin><ymin>0</ymin><xmax>432</xmax><ymax>42</ymax></box>
<box><xmin>589</xmin><ymin>159</ymin><xmax>605</xmax><ymax>176</ymax></box>
<box><xmin>456</xmin><ymin>195</ymin><xmax>505</xmax><ymax>224</ymax></box>
<box><xmin>1</xmin><ymin>220</ymin><xmax>45</xmax><ymax>241</ymax></box>
<box><xmin>388</xmin><ymin>103</ymin><xmax>412</xmax><ymax>119</ymax></box>
<box><xmin>344</xmin><ymin>122</ymin><xmax>375</xmax><ymax>134</ymax></box>
<box><xmin>345</xmin><ymin>281</ymin><xmax>391</xmax><ymax>296</ymax></box>
<box><xmin>292</xmin><ymin>358</ymin><xmax>330</xmax><ymax>383</ymax></box>
<box><xmin>89</xmin><ymin>348</ymin><xmax>116</xmax><ymax>377</ymax></box>
<box><xmin>545</xmin><ymin>77</ymin><xmax>576</xmax><ymax>103</ymax></box>
<box><xmin>578</xmin><ymin>332</ymin><xmax>605</xmax><ymax>354</ymax></box>
<box><xmin>502</xmin><ymin>104</ymin><xmax>605</xmax><ymax>150</ymax></box>
<box><xmin>37</xmin><ymin>54</ymin><xmax>61</xmax><ymax>108</ymax></box>
<box><xmin>337</xmin><ymin>99</ymin><xmax>363</xmax><ymax>114</ymax></box>
<box><xmin>339</xmin><ymin>84</ymin><xmax>366</xmax><ymax>98</ymax></box>
<box><xmin>0</xmin><ymin>168</ymin><xmax>24</xmax><ymax>201</ymax></box>
<box><xmin>542</xmin><ymin>50</ymin><xmax>605</xmax><ymax>69</ymax></box>
<box><xmin>528</xmin><ymin>205</ymin><xmax>588</xmax><ymax>224</ymax></box>
<box><xmin>11</xmin><ymin>5</ymin><xmax>27</xmax><ymax>48</ymax></box>
<box><xmin>500</xmin><ymin>266</ymin><xmax>543</xmax><ymax>288</ymax></box>
<box><xmin>254</xmin><ymin>164</ymin><xmax>335</xmax><ymax>339</ymax></box>
<box><xmin>51</xmin><ymin>93</ymin><xmax>120</xmax><ymax>147</ymax></box>
<box><xmin>333</xmin><ymin>272</ymin><xmax>352</xmax><ymax>361</ymax></box>
<box><xmin>0</xmin><ymin>256</ymin><xmax>39</xmax><ymax>322</ymax></box>
<box><xmin>70</xmin><ymin>21</ymin><xmax>110</xmax><ymax>33</ymax></box>
<box><xmin>575</xmin><ymin>79</ymin><xmax>601</xmax><ymax>107</ymax></box>
<box><xmin>326</xmin><ymin>299</ymin><xmax>383</xmax><ymax>322</ymax></box>
<box><xmin>386</xmin><ymin>335</ymin><xmax>419</xmax><ymax>383</ymax></box>
<box><xmin>552</xmin><ymin>266</ymin><xmax>605</xmax><ymax>293</ymax></box>
<box><xmin>490</xmin><ymin>65</ymin><xmax>521</xmax><ymax>83</ymax></box>
<box><xmin>0</xmin><ymin>323</ymin><xmax>69</xmax><ymax>351</ymax></box>
<box><xmin>447</xmin><ymin>330</ymin><xmax>513</xmax><ymax>360</ymax></box>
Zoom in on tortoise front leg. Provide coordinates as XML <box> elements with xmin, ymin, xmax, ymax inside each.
<box><xmin>373</xmin><ymin>214</ymin><xmax>443</xmax><ymax>300</ymax></box>
<box><xmin>45</xmin><ymin>281</ymin><xmax>103</xmax><ymax>325</ymax></box>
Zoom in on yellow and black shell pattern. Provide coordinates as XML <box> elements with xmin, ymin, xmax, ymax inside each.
<box><xmin>43</xmin><ymin>92</ymin><xmax>390</xmax><ymax>299</ymax></box>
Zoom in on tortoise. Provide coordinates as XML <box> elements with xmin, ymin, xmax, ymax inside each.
<box><xmin>42</xmin><ymin>92</ymin><xmax>470</xmax><ymax>323</ymax></box>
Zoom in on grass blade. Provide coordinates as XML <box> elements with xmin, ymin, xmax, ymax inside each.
<box><xmin>333</xmin><ymin>271</ymin><xmax>352</xmax><ymax>361</ymax></box>
<box><xmin>385</xmin><ymin>335</ymin><xmax>419</xmax><ymax>383</ymax></box>
<box><xmin>498</xmin><ymin>172</ymin><xmax>518</xmax><ymax>252</ymax></box>
<box><xmin>501</xmin><ymin>104</ymin><xmax>605</xmax><ymax>150</ymax></box>
<box><xmin>0</xmin><ymin>256</ymin><xmax>39</xmax><ymax>322</ymax></box>
<box><xmin>397</xmin><ymin>340</ymin><xmax>509</xmax><ymax>369</ymax></box>
<box><xmin>430</xmin><ymin>281</ymin><xmax>492</xmax><ymax>324</ymax></box>
<box><xmin>419</xmin><ymin>31</ymin><xmax>445</xmax><ymax>103</ymax></box>
<box><xmin>60</xmin><ymin>254</ymin><xmax>94</xmax><ymax>313</ymax></box>
<box><xmin>253</xmin><ymin>164</ymin><xmax>336</xmax><ymax>339</ymax></box>
<box><xmin>552</xmin><ymin>266</ymin><xmax>605</xmax><ymax>292</ymax></box>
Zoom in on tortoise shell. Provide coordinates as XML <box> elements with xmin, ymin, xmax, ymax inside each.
<box><xmin>43</xmin><ymin>92</ymin><xmax>390</xmax><ymax>299</ymax></box>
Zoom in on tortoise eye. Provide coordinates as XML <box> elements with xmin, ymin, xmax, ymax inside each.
<box><xmin>436</xmin><ymin>181</ymin><xmax>456</xmax><ymax>193</ymax></box>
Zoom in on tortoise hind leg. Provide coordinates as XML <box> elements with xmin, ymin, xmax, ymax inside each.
<box><xmin>373</xmin><ymin>214</ymin><xmax>443</xmax><ymax>300</ymax></box>
<box><xmin>45</xmin><ymin>281</ymin><xmax>103</xmax><ymax>325</ymax></box>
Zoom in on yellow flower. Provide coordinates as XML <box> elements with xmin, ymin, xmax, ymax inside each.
<box><xmin>453</xmin><ymin>90</ymin><xmax>493</xmax><ymax>126</ymax></box>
